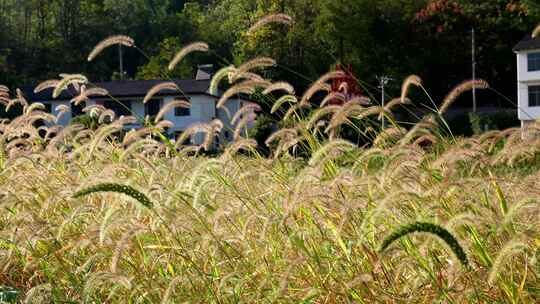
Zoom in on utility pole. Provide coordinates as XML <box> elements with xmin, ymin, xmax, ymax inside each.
<box><xmin>377</xmin><ymin>75</ymin><xmax>392</xmax><ymax>130</ymax></box>
<box><xmin>472</xmin><ymin>27</ymin><xmax>477</xmax><ymax>113</ymax></box>
<box><xmin>119</xmin><ymin>44</ymin><xmax>124</xmax><ymax>80</ymax></box>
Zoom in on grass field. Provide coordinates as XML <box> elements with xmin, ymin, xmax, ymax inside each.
<box><xmin>0</xmin><ymin>26</ymin><xmax>539</xmax><ymax>303</ymax></box>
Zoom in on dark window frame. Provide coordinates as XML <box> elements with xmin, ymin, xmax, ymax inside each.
<box><xmin>43</xmin><ymin>103</ymin><xmax>52</xmax><ymax>113</ymax></box>
<box><xmin>528</xmin><ymin>85</ymin><xmax>540</xmax><ymax>107</ymax></box>
<box><xmin>103</xmin><ymin>99</ymin><xmax>133</xmax><ymax>117</ymax></box>
<box><xmin>528</xmin><ymin>52</ymin><xmax>540</xmax><ymax>72</ymax></box>
<box><xmin>145</xmin><ymin>98</ymin><xmax>161</xmax><ymax>117</ymax></box>
<box><xmin>175</xmin><ymin>105</ymin><xmax>191</xmax><ymax>117</ymax></box>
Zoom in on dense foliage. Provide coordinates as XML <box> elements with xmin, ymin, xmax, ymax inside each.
<box><xmin>1</xmin><ymin>0</ymin><xmax>540</xmax><ymax>104</ymax></box>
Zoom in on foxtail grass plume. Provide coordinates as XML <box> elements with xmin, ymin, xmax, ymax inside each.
<box><xmin>71</xmin><ymin>86</ymin><xmax>109</xmax><ymax>105</ymax></box>
<box><xmin>110</xmin><ymin>226</ymin><xmax>146</xmax><ymax>273</ymax></box>
<box><xmin>247</xmin><ymin>13</ymin><xmax>293</xmax><ymax>35</ymax></box>
<box><xmin>320</xmin><ymin>92</ymin><xmax>346</xmax><ymax>107</ymax></box>
<box><xmin>143</xmin><ymin>82</ymin><xmax>179</xmax><ymax>104</ymax></box>
<box><xmin>439</xmin><ymin>79</ymin><xmax>489</xmax><ymax>114</ymax></box>
<box><xmin>176</xmin><ymin>119</ymin><xmax>223</xmax><ymax>151</ymax></box>
<box><xmin>98</xmin><ymin>109</ymin><xmax>116</xmax><ymax>124</ymax></box>
<box><xmin>168</xmin><ymin>42</ymin><xmax>209</xmax><ymax>71</ymax></box>
<box><xmin>400</xmin><ymin>75</ymin><xmax>422</xmax><ymax>103</ymax></box>
<box><xmin>73</xmin><ymin>183</ymin><xmax>154</xmax><ymax>209</ymax></box>
<box><xmin>231</xmin><ymin>103</ymin><xmax>261</xmax><ymax>125</ymax></box>
<box><xmin>300</xmin><ymin>71</ymin><xmax>346</xmax><ymax>105</ymax></box>
<box><xmin>263</xmin><ymin>81</ymin><xmax>295</xmax><ymax>95</ymax></box>
<box><xmin>53</xmin><ymin>74</ymin><xmax>88</xmax><ymax>99</ymax></box>
<box><xmin>308</xmin><ymin>139</ymin><xmax>355</xmax><ymax>166</ymax></box>
<box><xmin>233</xmin><ymin>112</ymin><xmax>257</xmax><ymax>140</ymax></box>
<box><xmin>123</xmin><ymin>128</ymin><xmax>152</xmax><ymax>145</ymax></box>
<box><xmin>34</xmin><ymin>80</ymin><xmax>60</xmax><ymax>94</ymax></box>
<box><xmin>307</xmin><ymin>105</ymin><xmax>340</xmax><ymax>130</ymax></box>
<box><xmin>154</xmin><ymin>120</ymin><xmax>174</xmax><ymax>130</ymax></box>
<box><xmin>210</xmin><ymin>65</ymin><xmax>236</xmax><ymax>95</ymax></box>
<box><xmin>532</xmin><ymin>24</ymin><xmax>540</xmax><ymax>38</ymax></box>
<box><xmin>24</xmin><ymin>102</ymin><xmax>46</xmax><ymax>114</ymax></box>
<box><xmin>385</xmin><ymin>97</ymin><xmax>411</xmax><ymax>112</ymax></box>
<box><xmin>88</xmin><ymin>35</ymin><xmax>135</xmax><ymax>62</ymax></box>
<box><xmin>55</xmin><ymin>104</ymin><xmax>70</xmax><ymax>114</ymax></box>
<box><xmin>83</xmin><ymin>104</ymin><xmax>106</xmax><ymax>117</ymax></box>
<box><xmin>487</xmin><ymin>240</ymin><xmax>528</xmax><ymax>286</ymax></box>
<box><xmin>154</xmin><ymin>99</ymin><xmax>190</xmax><ymax>123</ymax></box>
<box><xmin>271</xmin><ymin>95</ymin><xmax>297</xmax><ymax>114</ymax></box>
<box><xmin>380</xmin><ymin>222</ymin><xmax>469</xmax><ymax>268</ymax></box>
<box><xmin>222</xmin><ymin>138</ymin><xmax>258</xmax><ymax>158</ymax></box>
<box><xmin>230</xmin><ymin>57</ymin><xmax>276</xmax><ymax>83</ymax></box>
<box><xmin>217</xmin><ymin>80</ymin><xmax>270</xmax><ymax>109</ymax></box>
<box><xmin>233</xmin><ymin>71</ymin><xmax>265</xmax><ymax>83</ymax></box>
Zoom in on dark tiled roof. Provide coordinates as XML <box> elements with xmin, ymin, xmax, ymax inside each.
<box><xmin>22</xmin><ymin>79</ymin><xmax>212</xmax><ymax>101</ymax></box>
<box><xmin>513</xmin><ymin>35</ymin><xmax>540</xmax><ymax>52</ymax></box>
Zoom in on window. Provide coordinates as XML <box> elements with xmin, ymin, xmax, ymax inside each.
<box><xmin>529</xmin><ymin>86</ymin><xmax>540</xmax><ymax>107</ymax></box>
<box><xmin>71</xmin><ymin>103</ymin><xmax>84</xmax><ymax>117</ymax></box>
<box><xmin>175</xmin><ymin>106</ymin><xmax>190</xmax><ymax>116</ymax></box>
<box><xmin>145</xmin><ymin>99</ymin><xmax>161</xmax><ymax>117</ymax></box>
<box><xmin>528</xmin><ymin>52</ymin><xmax>540</xmax><ymax>71</ymax></box>
<box><xmin>173</xmin><ymin>131</ymin><xmax>191</xmax><ymax>145</ymax></box>
<box><xmin>104</xmin><ymin>100</ymin><xmax>132</xmax><ymax>117</ymax></box>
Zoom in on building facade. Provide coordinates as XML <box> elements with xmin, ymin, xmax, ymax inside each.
<box><xmin>514</xmin><ymin>35</ymin><xmax>540</xmax><ymax>129</ymax></box>
<box><xmin>23</xmin><ymin>67</ymin><xmax>251</xmax><ymax>145</ymax></box>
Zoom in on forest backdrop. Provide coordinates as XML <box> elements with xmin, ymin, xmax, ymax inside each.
<box><xmin>1</xmin><ymin>0</ymin><xmax>540</xmax><ymax>110</ymax></box>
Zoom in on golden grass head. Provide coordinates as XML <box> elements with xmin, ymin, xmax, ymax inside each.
<box><xmin>168</xmin><ymin>42</ymin><xmax>209</xmax><ymax>71</ymax></box>
<box><xmin>87</xmin><ymin>35</ymin><xmax>135</xmax><ymax>62</ymax></box>
<box><xmin>247</xmin><ymin>13</ymin><xmax>293</xmax><ymax>35</ymax></box>
<box><xmin>34</xmin><ymin>79</ymin><xmax>60</xmax><ymax>94</ymax></box>
<box><xmin>230</xmin><ymin>57</ymin><xmax>276</xmax><ymax>83</ymax></box>
<box><xmin>143</xmin><ymin>82</ymin><xmax>179</xmax><ymax>104</ymax></box>
<box><xmin>262</xmin><ymin>81</ymin><xmax>295</xmax><ymax>95</ymax></box>
<box><xmin>53</xmin><ymin>74</ymin><xmax>88</xmax><ymax>99</ymax></box>
<box><xmin>439</xmin><ymin>79</ymin><xmax>489</xmax><ymax>114</ymax></box>
<box><xmin>532</xmin><ymin>23</ymin><xmax>540</xmax><ymax>38</ymax></box>
<box><xmin>210</xmin><ymin>65</ymin><xmax>236</xmax><ymax>95</ymax></box>
<box><xmin>401</xmin><ymin>75</ymin><xmax>422</xmax><ymax>103</ymax></box>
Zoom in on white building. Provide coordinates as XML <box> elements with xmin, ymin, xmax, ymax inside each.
<box><xmin>514</xmin><ymin>35</ymin><xmax>540</xmax><ymax>129</ymax></box>
<box><xmin>24</xmin><ymin>65</ymin><xmax>253</xmax><ymax>146</ymax></box>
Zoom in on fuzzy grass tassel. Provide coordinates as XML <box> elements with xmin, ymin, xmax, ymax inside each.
<box><xmin>380</xmin><ymin>222</ymin><xmax>469</xmax><ymax>268</ymax></box>
<box><xmin>73</xmin><ymin>183</ymin><xmax>154</xmax><ymax>209</ymax></box>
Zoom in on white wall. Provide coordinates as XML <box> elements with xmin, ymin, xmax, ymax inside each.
<box><xmin>516</xmin><ymin>49</ymin><xmax>540</xmax><ymax>121</ymax></box>
<box><xmin>48</xmin><ymin>100</ymin><xmax>72</xmax><ymax>126</ymax></box>
<box><xmin>217</xmin><ymin>98</ymin><xmax>241</xmax><ymax>142</ymax></box>
<box><xmin>161</xmin><ymin>95</ymin><xmax>216</xmax><ymax>145</ymax></box>
<box><xmin>39</xmin><ymin>100</ymin><xmax>72</xmax><ymax>126</ymax></box>
<box><xmin>517</xmin><ymin>82</ymin><xmax>540</xmax><ymax>120</ymax></box>
<box><xmin>517</xmin><ymin>50</ymin><xmax>540</xmax><ymax>82</ymax></box>
<box><xmin>42</xmin><ymin>94</ymin><xmax>251</xmax><ymax>146</ymax></box>
<box><xmin>163</xmin><ymin>95</ymin><xmax>216</xmax><ymax>132</ymax></box>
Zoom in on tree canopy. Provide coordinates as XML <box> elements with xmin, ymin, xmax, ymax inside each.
<box><xmin>0</xmin><ymin>0</ymin><xmax>539</xmax><ymax>107</ymax></box>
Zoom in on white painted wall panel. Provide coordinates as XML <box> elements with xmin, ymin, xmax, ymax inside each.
<box><xmin>517</xmin><ymin>51</ymin><xmax>540</xmax><ymax>82</ymax></box>
<box><xmin>517</xmin><ymin>50</ymin><xmax>540</xmax><ymax>121</ymax></box>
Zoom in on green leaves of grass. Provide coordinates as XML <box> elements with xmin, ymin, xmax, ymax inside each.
<box><xmin>73</xmin><ymin>183</ymin><xmax>154</xmax><ymax>209</ymax></box>
<box><xmin>380</xmin><ymin>222</ymin><xmax>469</xmax><ymax>268</ymax></box>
